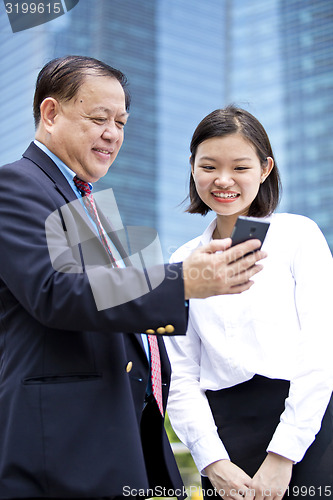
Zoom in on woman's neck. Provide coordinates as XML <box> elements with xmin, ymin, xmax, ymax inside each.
<box><xmin>213</xmin><ymin>214</ymin><xmax>239</xmax><ymax>240</ymax></box>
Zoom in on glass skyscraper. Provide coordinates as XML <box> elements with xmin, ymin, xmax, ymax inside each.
<box><xmin>0</xmin><ymin>0</ymin><xmax>332</xmax><ymax>255</ymax></box>
<box><xmin>279</xmin><ymin>0</ymin><xmax>333</xmax><ymax>238</ymax></box>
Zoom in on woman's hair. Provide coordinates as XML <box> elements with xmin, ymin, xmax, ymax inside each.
<box><xmin>33</xmin><ymin>55</ymin><xmax>131</xmax><ymax>128</ymax></box>
<box><xmin>187</xmin><ymin>105</ymin><xmax>281</xmax><ymax>217</ymax></box>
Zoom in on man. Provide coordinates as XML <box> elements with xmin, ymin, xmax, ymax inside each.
<box><xmin>0</xmin><ymin>56</ymin><xmax>265</xmax><ymax>500</ymax></box>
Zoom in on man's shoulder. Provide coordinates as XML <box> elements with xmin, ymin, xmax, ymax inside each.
<box><xmin>0</xmin><ymin>144</ymin><xmax>65</xmax><ymax>213</ymax></box>
<box><xmin>1</xmin><ymin>142</ymin><xmax>43</xmax><ymax>174</ymax></box>
<box><xmin>0</xmin><ymin>142</ymin><xmax>62</xmax><ymax>190</ymax></box>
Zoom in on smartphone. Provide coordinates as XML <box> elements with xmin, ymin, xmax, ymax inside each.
<box><xmin>231</xmin><ymin>216</ymin><xmax>270</xmax><ymax>249</ymax></box>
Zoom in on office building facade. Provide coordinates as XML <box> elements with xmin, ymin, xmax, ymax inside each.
<box><xmin>0</xmin><ymin>0</ymin><xmax>332</xmax><ymax>255</ymax></box>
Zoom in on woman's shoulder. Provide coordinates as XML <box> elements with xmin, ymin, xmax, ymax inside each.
<box><xmin>170</xmin><ymin>235</ymin><xmax>203</xmax><ymax>263</ymax></box>
<box><xmin>170</xmin><ymin>218</ymin><xmax>216</xmax><ymax>263</ymax></box>
<box><xmin>268</xmin><ymin>213</ymin><xmax>328</xmax><ymax>253</ymax></box>
<box><xmin>270</xmin><ymin>212</ymin><xmax>320</xmax><ymax>232</ymax></box>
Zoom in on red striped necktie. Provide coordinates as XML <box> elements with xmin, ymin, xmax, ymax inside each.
<box><xmin>147</xmin><ymin>335</ymin><xmax>164</xmax><ymax>415</ymax></box>
<box><xmin>73</xmin><ymin>176</ymin><xmax>118</xmax><ymax>267</ymax></box>
<box><xmin>74</xmin><ymin>175</ymin><xmax>163</xmax><ymax>416</ymax></box>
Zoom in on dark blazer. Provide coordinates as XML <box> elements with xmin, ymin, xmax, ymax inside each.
<box><xmin>0</xmin><ymin>143</ymin><xmax>187</xmax><ymax>499</ymax></box>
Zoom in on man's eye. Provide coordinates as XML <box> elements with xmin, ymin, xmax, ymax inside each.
<box><xmin>93</xmin><ymin>117</ymin><xmax>107</xmax><ymax>124</ymax></box>
<box><xmin>116</xmin><ymin>121</ymin><xmax>126</xmax><ymax>128</ymax></box>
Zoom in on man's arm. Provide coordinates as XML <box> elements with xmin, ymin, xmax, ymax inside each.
<box><xmin>0</xmin><ymin>162</ymin><xmax>265</xmax><ymax>336</ymax></box>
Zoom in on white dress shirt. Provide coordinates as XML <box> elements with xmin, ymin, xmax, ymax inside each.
<box><xmin>165</xmin><ymin>213</ymin><xmax>333</xmax><ymax>474</ymax></box>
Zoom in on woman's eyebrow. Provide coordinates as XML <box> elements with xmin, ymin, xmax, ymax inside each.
<box><xmin>198</xmin><ymin>156</ymin><xmax>217</xmax><ymax>162</ymax></box>
<box><xmin>232</xmin><ymin>157</ymin><xmax>253</xmax><ymax>162</ymax></box>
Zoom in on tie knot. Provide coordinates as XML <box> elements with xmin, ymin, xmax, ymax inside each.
<box><xmin>73</xmin><ymin>176</ymin><xmax>91</xmax><ymax>197</ymax></box>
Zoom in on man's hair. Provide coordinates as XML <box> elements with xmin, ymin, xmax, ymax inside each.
<box><xmin>33</xmin><ymin>55</ymin><xmax>131</xmax><ymax>128</ymax></box>
<box><xmin>187</xmin><ymin>105</ymin><xmax>282</xmax><ymax>217</ymax></box>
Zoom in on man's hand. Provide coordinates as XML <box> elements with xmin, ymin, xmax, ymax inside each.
<box><xmin>205</xmin><ymin>459</ymin><xmax>255</xmax><ymax>500</ymax></box>
<box><xmin>183</xmin><ymin>238</ymin><xmax>266</xmax><ymax>299</ymax></box>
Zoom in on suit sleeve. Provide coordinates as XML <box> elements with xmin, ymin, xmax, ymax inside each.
<box><xmin>0</xmin><ymin>163</ymin><xmax>188</xmax><ymax>335</ymax></box>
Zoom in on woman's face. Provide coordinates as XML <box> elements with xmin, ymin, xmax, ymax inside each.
<box><xmin>192</xmin><ymin>133</ymin><xmax>273</xmax><ymax>218</ymax></box>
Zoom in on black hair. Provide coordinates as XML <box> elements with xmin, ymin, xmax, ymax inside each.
<box><xmin>33</xmin><ymin>55</ymin><xmax>130</xmax><ymax>128</ymax></box>
<box><xmin>187</xmin><ymin>105</ymin><xmax>281</xmax><ymax>217</ymax></box>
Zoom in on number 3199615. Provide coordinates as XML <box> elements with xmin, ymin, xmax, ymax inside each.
<box><xmin>283</xmin><ymin>485</ymin><xmax>332</xmax><ymax>497</ymax></box>
<box><xmin>5</xmin><ymin>2</ymin><xmax>62</xmax><ymax>14</ymax></box>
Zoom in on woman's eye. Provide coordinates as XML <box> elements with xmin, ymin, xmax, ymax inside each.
<box><xmin>201</xmin><ymin>165</ymin><xmax>215</xmax><ymax>171</ymax></box>
<box><xmin>235</xmin><ymin>166</ymin><xmax>249</xmax><ymax>171</ymax></box>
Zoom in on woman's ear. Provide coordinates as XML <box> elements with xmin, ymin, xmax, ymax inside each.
<box><xmin>190</xmin><ymin>156</ymin><xmax>195</xmax><ymax>178</ymax></box>
<box><xmin>261</xmin><ymin>157</ymin><xmax>274</xmax><ymax>183</ymax></box>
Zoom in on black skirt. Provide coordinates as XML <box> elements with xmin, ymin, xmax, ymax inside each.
<box><xmin>201</xmin><ymin>375</ymin><xmax>333</xmax><ymax>500</ymax></box>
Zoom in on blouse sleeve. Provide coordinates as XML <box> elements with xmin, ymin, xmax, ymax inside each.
<box><xmin>165</xmin><ymin>315</ymin><xmax>230</xmax><ymax>474</ymax></box>
<box><xmin>267</xmin><ymin>217</ymin><xmax>333</xmax><ymax>462</ymax></box>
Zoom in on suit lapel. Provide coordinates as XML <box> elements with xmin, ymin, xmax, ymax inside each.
<box><xmin>23</xmin><ymin>142</ymin><xmax>77</xmax><ymax>204</ymax></box>
<box><xmin>24</xmin><ymin>142</ymin><xmax>147</xmax><ymax>355</ymax></box>
<box><xmin>24</xmin><ymin>143</ymin><xmax>117</xmax><ymax>254</ymax></box>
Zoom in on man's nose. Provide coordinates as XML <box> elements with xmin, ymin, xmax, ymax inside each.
<box><xmin>101</xmin><ymin>123</ymin><xmax>121</xmax><ymax>142</ymax></box>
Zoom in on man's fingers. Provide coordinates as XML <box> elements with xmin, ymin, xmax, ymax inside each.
<box><xmin>201</xmin><ymin>238</ymin><xmax>232</xmax><ymax>254</ymax></box>
<box><xmin>216</xmin><ymin>250</ymin><xmax>266</xmax><ymax>286</ymax></box>
<box><xmin>183</xmin><ymin>237</ymin><xmax>267</xmax><ymax>299</ymax></box>
<box><xmin>226</xmin><ymin>239</ymin><xmax>263</xmax><ymax>260</ymax></box>
<box><xmin>225</xmin><ymin>249</ymin><xmax>267</xmax><ymax>271</ymax></box>
<box><xmin>201</xmin><ymin>238</ymin><xmax>263</xmax><ymax>257</ymax></box>
<box><xmin>226</xmin><ymin>264</ymin><xmax>263</xmax><ymax>292</ymax></box>
<box><xmin>227</xmin><ymin>281</ymin><xmax>254</xmax><ymax>294</ymax></box>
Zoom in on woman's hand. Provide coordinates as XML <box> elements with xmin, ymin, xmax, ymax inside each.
<box><xmin>205</xmin><ymin>459</ymin><xmax>255</xmax><ymax>499</ymax></box>
<box><xmin>249</xmin><ymin>452</ymin><xmax>293</xmax><ymax>499</ymax></box>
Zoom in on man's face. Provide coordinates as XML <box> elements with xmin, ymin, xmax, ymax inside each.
<box><xmin>47</xmin><ymin>75</ymin><xmax>128</xmax><ymax>183</ymax></box>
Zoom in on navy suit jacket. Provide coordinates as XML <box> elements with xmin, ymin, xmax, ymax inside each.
<box><xmin>0</xmin><ymin>143</ymin><xmax>187</xmax><ymax>499</ymax></box>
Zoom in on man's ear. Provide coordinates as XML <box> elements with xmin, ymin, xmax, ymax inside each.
<box><xmin>39</xmin><ymin>97</ymin><xmax>60</xmax><ymax>133</ymax></box>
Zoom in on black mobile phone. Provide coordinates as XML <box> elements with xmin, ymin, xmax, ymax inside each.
<box><xmin>231</xmin><ymin>216</ymin><xmax>270</xmax><ymax>249</ymax></box>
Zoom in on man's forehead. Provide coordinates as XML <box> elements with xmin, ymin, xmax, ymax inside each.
<box><xmin>76</xmin><ymin>74</ymin><xmax>124</xmax><ymax>94</ymax></box>
<box><xmin>72</xmin><ymin>76</ymin><xmax>128</xmax><ymax>115</ymax></box>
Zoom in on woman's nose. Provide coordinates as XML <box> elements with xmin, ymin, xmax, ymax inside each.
<box><xmin>214</xmin><ymin>173</ymin><xmax>234</xmax><ymax>188</ymax></box>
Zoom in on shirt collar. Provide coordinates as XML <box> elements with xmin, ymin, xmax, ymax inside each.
<box><xmin>200</xmin><ymin>218</ymin><xmax>218</xmax><ymax>245</ymax></box>
<box><xmin>33</xmin><ymin>140</ymin><xmax>93</xmax><ymax>194</ymax></box>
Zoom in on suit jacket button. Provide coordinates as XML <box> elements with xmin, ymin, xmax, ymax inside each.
<box><xmin>126</xmin><ymin>361</ymin><xmax>133</xmax><ymax>373</ymax></box>
<box><xmin>156</xmin><ymin>327</ymin><xmax>166</xmax><ymax>334</ymax></box>
<box><xmin>165</xmin><ymin>324</ymin><xmax>175</xmax><ymax>334</ymax></box>
<box><xmin>145</xmin><ymin>329</ymin><xmax>155</xmax><ymax>334</ymax></box>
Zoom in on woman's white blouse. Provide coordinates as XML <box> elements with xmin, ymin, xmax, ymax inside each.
<box><xmin>165</xmin><ymin>213</ymin><xmax>333</xmax><ymax>474</ymax></box>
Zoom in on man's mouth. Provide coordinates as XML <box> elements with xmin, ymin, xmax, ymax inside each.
<box><xmin>93</xmin><ymin>148</ymin><xmax>112</xmax><ymax>155</ymax></box>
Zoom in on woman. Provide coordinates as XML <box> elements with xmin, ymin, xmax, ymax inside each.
<box><xmin>165</xmin><ymin>106</ymin><xmax>333</xmax><ymax>500</ymax></box>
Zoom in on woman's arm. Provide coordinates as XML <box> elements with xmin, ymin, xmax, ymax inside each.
<box><xmin>165</xmin><ymin>317</ymin><xmax>230</xmax><ymax>474</ymax></box>
<box><xmin>267</xmin><ymin>217</ymin><xmax>333</xmax><ymax>463</ymax></box>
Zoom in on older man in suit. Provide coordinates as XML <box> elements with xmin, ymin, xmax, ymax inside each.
<box><xmin>0</xmin><ymin>56</ymin><xmax>265</xmax><ymax>500</ymax></box>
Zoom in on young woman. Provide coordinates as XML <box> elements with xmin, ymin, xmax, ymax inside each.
<box><xmin>165</xmin><ymin>106</ymin><xmax>333</xmax><ymax>500</ymax></box>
